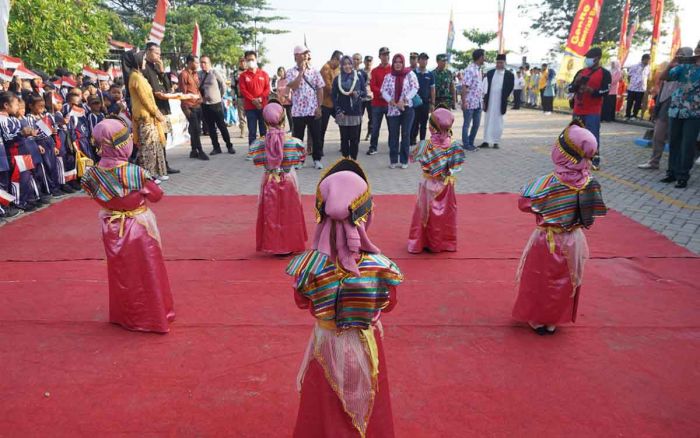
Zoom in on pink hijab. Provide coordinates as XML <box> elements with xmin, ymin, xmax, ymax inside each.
<box><xmin>552</xmin><ymin>122</ymin><xmax>597</xmax><ymax>188</ymax></box>
<box><xmin>313</xmin><ymin>171</ymin><xmax>380</xmax><ymax>276</ymax></box>
<box><xmin>428</xmin><ymin>108</ymin><xmax>454</xmax><ymax>149</ymax></box>
<box><xmin>262</xmin><ymin>103</ymin><xmax>285</xmax><ymax>169</ymax></box>
<box><xmin>93</xmin><ymin>119</ymin><xmax>133</xmax><ymax>169</ymax></box>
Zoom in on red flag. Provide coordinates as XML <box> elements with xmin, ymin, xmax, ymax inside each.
<box><xmin>192</xmin><ymin>22</ymin><xmax>202</xmax><ymax>57</ymax></box>
<box><xmin>82</xmin><ymin>66</ymin><xmax>110</xmax><ymax>82</ymax></box>
<box><xmin>148</xmin><ymin>0</ymin><xmax>171</xmax><ymax>45</ymax></box>
<box><xmin>0</xmin><ymin>188</ymin><xmax>14</xmax><ymax>207</ymax></box>
<box><xmin>670</xmin><ymin>14</ymin><xmax>680</xmax><ymax>59</ymax></box>
<box><xmin>649</xmin><ymin>0</ymin><xmax>664</xmax><ymax>68</ymax></box>
<box><xmin>555</xmin><ymin>0</ymin><xmax>605</xmax><ymax>83</ymax></box>
<box><xmin>618</xmin><ymin>0</ymin><xmax>630</xmax><ymax>61</ymax></box>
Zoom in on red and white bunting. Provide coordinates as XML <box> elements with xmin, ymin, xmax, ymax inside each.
<box><xmin>60</xmin><ymin>76</ymin><xmax>78</xmax><ymax>89</ymax></box>
<box><xmin>147</xmin><ymin>0</ymin><xmax>171</xmax><ymax>45</ymax></box>
<box><xmin>109</xmin><ymin>39</ymin><xmax>135</xmax><ymax>51</ymax></box>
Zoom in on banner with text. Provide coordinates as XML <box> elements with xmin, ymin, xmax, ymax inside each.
<box><xmin>556</xmin><ymin>0</ymin><xmax>604</xmax><ymax>83</ymax></box>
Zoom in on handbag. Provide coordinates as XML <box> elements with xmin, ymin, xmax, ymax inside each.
<box><xmin>411</xmin><ymin>94</ymin><xmax>423</xmax><ymax>107</ymax></box>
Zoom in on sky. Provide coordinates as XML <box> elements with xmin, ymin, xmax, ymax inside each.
<box><xmin>259</xmin><ymin>0</ymin><xmax>699</xmax><ymax>72</ymax></box>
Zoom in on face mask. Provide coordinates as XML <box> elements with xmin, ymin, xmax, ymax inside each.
<box><xmin>584</xmin><ymin>58</ymin><xmax>595</xmax><ymax>68</ymax></box>
<box><xmin>247</xmin><ymin>60</ymin><xmax>258</xmax><ymax>69</ymax></box>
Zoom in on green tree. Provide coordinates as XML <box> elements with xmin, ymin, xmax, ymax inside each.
<box><xmin>449</xmin><ymin>28</ymin><xmax>499</xmax><ymax>70</ymax></box>
<box><xmin>101</xmin><ymin>0</ymin><xmax>286</xmax><ymax>66</ymax></box>
<box><xmin>8</xmin><ymin>0</ymin><xmax>111</xmax><ymax>73</ymax></box>
<box><xmin>519</xmin><ymin>0</ymin><xmax>677</xmax><ymax>46</ymax></box>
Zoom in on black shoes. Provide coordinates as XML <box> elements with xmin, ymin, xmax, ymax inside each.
<box><xmin>492</xmin><ymin>144</ymin><xmax>500</xmax><ymax>149</ymax></box>
<box><xmin>366</xmin><ymin>148</ymin><xmax>377</xmax><ymax>156</ymax></box>
<box><xmin>478</xmin><ymin>142</ymin><xmax>489</xmax><ymax>148</ymax></box>
<box><xmin>210</xmin><ymin>149</ymin><xmax>222</xmax><ymax>156</ymax></box>
<box><xmin>189</xmin><ymin>150</ymin><xmax>199</xmax><ymax>159</ymax></box>
<box><xmin>197</xmin><ymin>150</ymin><xmax>210</xmax><ymax>161</ymax></box>
<box><xmin>675</xmin><ymin>179</ymin><xmax>688</xmax><ymax>188</ymax></box>
<box><xmin>167</xmin><ymin>167</ymin><xmax>180</xmax><ymax>175</ymax></box>
<box><xmin>660</xmin><ymin>175</ymin><xmax>677</xmax><ymax>183</ymax></box>
<box><xmin>227</xmin><ymin>146</ymin><xmax>236</xmax><ymax>155</ymax></box>
<box><xmin>0</xmin><ymin>206</ymin><xmax>20</xmax><ymax>218</ymax></box>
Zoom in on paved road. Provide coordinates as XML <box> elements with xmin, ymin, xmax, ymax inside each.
<box><xmin>160</xmin><ymin>108</ymin><xmax>700</xmax><ymax>253</ymax></box>
<box><xmin>3</xmin><ymin>108</ymin><xmax>699</xmax><ymax>253</ymax></box>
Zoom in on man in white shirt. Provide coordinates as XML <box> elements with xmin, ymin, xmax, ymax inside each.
<box><xmin>625</xmin><ymin>53</ymin><xmax>650</xmax><ymax>120</ymax></box>
<box><xmin>512</xmin><ymin>68</ymin><xmax>525</xmax><ymax>110</ymax></box>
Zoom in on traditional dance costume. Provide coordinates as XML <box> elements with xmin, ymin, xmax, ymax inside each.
<box><xmin>249</xmin><ymin>103</ymin><xmax>307</xmax><ymax>254</ymax></box>
<box><xmin>81</xmin><ymin>119</ymin><xmax>174</xmax><ymax>333</ymax></box>
<box><xmin>407</xmin><ymin>109</ymin><xmax>465</xmax><ymax>253</ymax></box>
<box><xmin>287</xmin><ymin>159</ymin><xmax>403</xmax><ymax>437</ymax></box>
<box><xmin>512</xmin><ymin>121</ymin><xmax>607</xmax><ymax>334</ymax></box>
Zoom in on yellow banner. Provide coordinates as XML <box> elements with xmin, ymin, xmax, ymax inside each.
<box><xmin>556</xmin><ymin>52</ymin><xmax>585</xmax><ymax>83</ymax></box>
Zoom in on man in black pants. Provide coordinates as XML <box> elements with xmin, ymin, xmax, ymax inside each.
<box><xmin>199</xmin><ymin>56</ymin><xmax>235</xmax><ymax>155</ymax></box>
<box><xmin>178</xmin><ymin>55</ymin><xmax>209</xmax><ymax>161</ymax></box>
<box><xmin>142</xmin><ymin>42</ymin><xmax>180</xmax><ymax>175</ymax></box>
<box><xmin>362</xmin><ymin>55</ymin><xmax>374</xmax><ymax>140</ymax></box>
<box><xmin>625</xmin><ymin>54</ymin><xmax>651</xmax><ymax>120</ymax></box>
<box><xmin>319</xmin><ymin>50</ymin><xmax>343</xmax><ymax>155</ymax></box>
<box><xmin>410</xmin><ymin>52</ymin><xmax>435</xmax><ymax>146</ymax></box>
<box><xmin>287</xmin><ymin>46</ymin><xmax>326</xmax><ymax>169</ymax></box>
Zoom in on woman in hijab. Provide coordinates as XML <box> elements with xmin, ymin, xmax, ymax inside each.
<box><xmin>248</xmin><ymin>102</ymin><xmax>307</xmax><ymax>255</ymax></box>
<box><xmin>81</xmin><ymin>118</ymin><xmax>174</xmax><ymax>333</ymax></box>
<box><xmin>122</xmin><ymin>50</ymin><xmax>167</xmax><ymax>182</ymax></box>
<box><xmin>601</xmin><ymin>59</ymin><xmax>622</xmax><ymax>122</ymax></box>
<box><xmin>286</xmin><ymin>159</ymin><xmax>403</xmax><ymax>437</ymax></box>
<box><xmin>408</xmin><ymin>108</ymin><xmax>466</xmax><ymax>253</ymax></box>
<box><xmin>332</xmin><ymin>55</ymin><xmax>367</xmax><ymax>160</ymax></box>
<box><xmin>512</xmin><ymin>120</ymin><xmax>607</xmax><ymax>335</ymax></box>
<box><xmin>381</xmin><ymin>53</ymin><xmax>419</xmax><ymax>168</ymax></box>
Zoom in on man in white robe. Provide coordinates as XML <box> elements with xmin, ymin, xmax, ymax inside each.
<box><xmin>480</xmin><ymin>53</ymin><xmax>514</xmax><ymax>149</ymax></box>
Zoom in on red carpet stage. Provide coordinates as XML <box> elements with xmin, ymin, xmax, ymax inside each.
<box><xmin>1</xmin><ymin>194</ymin><xmax>698</xmax><ymax>437</ymax></box>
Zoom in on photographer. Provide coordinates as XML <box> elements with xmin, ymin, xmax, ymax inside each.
<box><xmin>568</xmin><ymin>47</ymin><xmax>611</xmax><ymax>170</ymax></box>
<box><xmin>658</xmin><ymin>42</ymin><xmax>700</xmax><ymax>189</ymax></box>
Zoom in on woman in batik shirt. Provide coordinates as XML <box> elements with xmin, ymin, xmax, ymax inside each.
<box><xmin>512</xmin><ymin>120</ymin><xmax>607</xmax><ymax>335</ymax></box>
<box><xmin>81</xmin><ymin>118</ymin><xmax>174</xmax><ymax>333</ymax></box>
<box><xmin>407</xmin><ymin>108</ymin><xmax>465</xmax><ymax>253</ymax></box>
<box><xmin>286</xmin><ymin>159</ymin><xmax>403</xmax><ymax>437</ymax></box>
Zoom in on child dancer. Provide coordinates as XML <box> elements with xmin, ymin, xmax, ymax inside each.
<box><xmin>407</xmin><ymin>108</ymin><xmax>466</xmax><ymax>253</ymax></box>
<box><xmin>81</xmin><ymin>118</ymin><xmax>174</xmax><ymax>333</ymax></box>
<box><xmin>512</xmin><ymin>120</ymin><xmax>607</xmax><ymax>335</ymax></box>
<box><xmin>286</xmin><ymin>159</ymin><xmax>402</xmax><ymax>437</ymax></box>
<box><xmin>248</xmin><ymin>102</ymin><xmax>307</xmax><ymax>254</ymax></box>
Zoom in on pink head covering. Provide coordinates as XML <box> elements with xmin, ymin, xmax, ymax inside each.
<box><xmin>428</xmin><ymin>108</ymin><xmax>454</xmax><ymax>149</ymax></box>
<box><xmin>552</xmin><ymin>121</ymin><xmax>598</xmax><ymax>188</ymax></box>
<box><xmin>93</xmin><ymin>118</ymin><xmax>133</xmax><ymax>169</ymax></box>
<box><xmin>262</xmin><ymin>103</ymin><xmax>285</xmax><ymax>169</ymax></box>
<box><xmin>313</xmin><ymin>167</ymin><xmax>379</xmax><ymax>276</ymax></box>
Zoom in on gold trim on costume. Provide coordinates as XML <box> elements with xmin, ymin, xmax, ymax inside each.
<box><xmin>106</xmin><ymin>206</ymin><xmax>148</xmax><ymax>237</ymax></box>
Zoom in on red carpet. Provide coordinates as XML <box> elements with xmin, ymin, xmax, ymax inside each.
<box><xmin>0</xmin><ymin>194</ymin><xmax>698</xmax><ymax>437</ymax></box>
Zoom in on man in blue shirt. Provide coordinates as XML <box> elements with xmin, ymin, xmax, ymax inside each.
<box><xmin>410</xmin><ymin>53</ymin><xmax>435</xmax><ymax>146</ymax></box>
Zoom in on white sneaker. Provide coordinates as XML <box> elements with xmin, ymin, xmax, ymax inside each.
<box><xmin>314</xmin><ymin>160</ymin><xmax>323</xmax><ymax>170</ymax></box>
<box><xmin>637</xmin><ymin>162</ymin><xmax>658</xmax><ymax>170</ymax></box>
<box><xmin>153</xmin><ymin>178</ymin><xmax>162</xmax><ymax>185</ymax></box>
<box><xmin>159</xmin><ymin>175</ymin><xmax>170</xmax><ymax>181</ymax></box>
<box><xmin>400</xmin><ymin>164</ymin><xmax>408</xmax><ymax>169</ymax></box>
<box><xmin>545</xmin><ymin>111</ymin><xmax>552</xmax><ymax>115</ymax></box>
<box><xmin>388</xmin><ymin>163</ymin><xmax>397</xmax><ymax>169</ymax></box>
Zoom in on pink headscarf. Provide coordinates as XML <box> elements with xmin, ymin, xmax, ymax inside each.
<box><xmin>428</xmin><ymin>108</ymin><xmax>454</xmax><ymax>149</ymax></box>
<box><xmin>93</xmin><ymin>119</ymin><xmax>133</xmax><ymax>169</ymax></box>
<box><xmin>313</xmin><ymin>171</ymin><xmax>380</xmax><ymax>276</ymax></box>
<box><xmin>552</xmin><ymin>122</ymin><xmax>597</xmax><ymax>188</ymax></box>
<box><xmin>262</xmin><ymin>103</ymin><xmax>285</xmax><ymax>169</ymax></box>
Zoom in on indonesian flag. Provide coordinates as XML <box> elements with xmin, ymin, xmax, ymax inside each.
<box><xmin>0</xmin><ymin>68</ymin><xmax>11</xmax><ymax>82</ymax></box>
<box><xmin>0</xmin><ymin>54</ymin><xmax>22</xmax><ymax>69</ymax></box>
<box><xmin>108</xmin><ymin>39</ymin><xmax>134</xmax><ymax>51</ymax></box>
<box><xmin>192</xmin><ymin>22</ymin><xmax>202</xmax><ymax>57</ymax></box>
<box><xmin>59</xmin><ymin>76</ymin><xmax>78</xmax><ymax>89</ymax></box>
<box><xmin>13</xmin><ymin>155</ymin><xmax>34</xmax><ymax>172</ymax></box>
<box><xmin>82</xmin><ymin>66</ymin><xmax>111</xmax><ymax>82</ymax></box>
<box><xmin>13</xmin><ymin>65</ymin><xmax>39</xmax><ymax>79</ymax></box>
<box><xmin>148</xmin><ymin>0</ymin><xmax>171</xmax><ymax>45</ymax></box>
<box><xmin>618</xmin><ymin>0</ymin><xmax>630</xmax><ymax>62</ymax></box>
<box><xmin>0</xmin><ymin>188</ymin><xmax>14</xmax><ymax>207</ymax></box>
